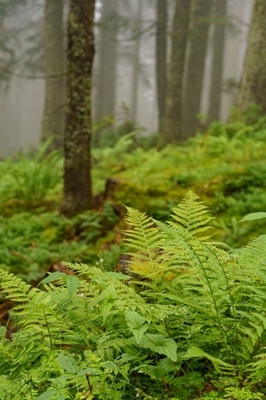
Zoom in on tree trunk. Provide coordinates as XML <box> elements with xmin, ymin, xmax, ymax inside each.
<box><xmin>208</xmin><ymin>0</ymin><xmax>227</xmax><ymax>121</ymax></box>
<box><xmin>61</xmin><ymin>0</ymin><xmax>95</xmax><ymax>216</ymax></box>
<box><xmin>235</xmin><ymin>0</ymin><xmax>266</xmax><ymax>114</ymax></box>
<box><xmin>164</xmin><ymin>0</ymin><xmax>191</xmax><ymax>142</ymax></box>
<box><xmin>41</xmin><ymin>0</ymin><xmax>65</xmax><ymax>150</ymax></box>
<box><xmin>131</xmin><ymin>0</ymin><xmax>142</xmax><ymax>121</ymax></box>
<box><xmin>183</xmin><ymin>0</ymin><xmax>212</xmax><ymax>139</ymax></box>
<box><xmin>156</xmin><ymin>0</ymin><xmax>167</xmax><ymax>134</ymax></box>
<box><xmin>94</xmin><ymin>0</ymin><xmax>117</xmax><ymax>122</ymax></box>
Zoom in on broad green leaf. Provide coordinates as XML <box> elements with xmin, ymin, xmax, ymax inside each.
<box><xmin>125</xmin><ymin>311</ymin><xmax>148</xmax><ymax>344</ymax></box>
<box><xmin>37</xmin><ymin>390</ymin><xmax>57</xmax><ymax>400</ymax></box>
<box><xmin>155</xmin><ymin>357</ymin><xmax>179</xmax><ymax>378</ymax></box>
<box><xmin>125</xmin><ymin>311</ymin><xmax>146</xmax><ymax>328</ymax></box>
<box><xmin>66</xmin><ymin>276</ymin><xmax>80</xmax><ymax>298</ymax></box>
<box><xmin>58</xmin><ymin>354</ymin><xmax>77</xmax><ymax>373</ymax></box>
<box><xmin>101</xmin><ymin>299</ymin><xmax>114</xmax><ymax>322</ymax></box>
<box><xmin>102</xmin><ymin>361</ymin><xmax>118</xmax><ymax>370</ymax></box>
<box><xmin>240</xmin><ymin>212</ymin><xmax>266</xmax><ymax>223</ymax></box>
<box><xmin>40</xmin><ymin>271</ymin><xmax>66</xmax><ymax>285</ymax></box>
<box><xmin>142</xmin><ymin>334</ymin><xmax>177</xmax><ymax>362</ymax></box>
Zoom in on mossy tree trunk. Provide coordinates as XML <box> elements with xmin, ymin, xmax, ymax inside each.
<box><xmin>235</xmin><ymin>0</ymin><xmax>266</xmax><ymax>114</ymax></box>
<box><xmin>208</xmin><ymin>0</ymin><xmax>227</xmax><ymax>122</ymax></box>
<box><xmin>61</xmin><ymin>0</ymin><xmax>95</xmax><ymax>215</ymax></box>
<box><xmin>164</xmin><ymin>0</ymin><xmax>191</xmax><ymax>143</ymax></box>
<box><xmin>183</xmin><ymin>0</ymin><xmax>212</xmax><ymax>139</ymax></box>
<box><xmin>41</xmin><ymin>0</ymin><xmax>65</xmax><ymax>150</ymax></box>
<box><xmin>156</xmin><ymin>0</ymin><xmax>167</xmax><ymax>134</ymax></box>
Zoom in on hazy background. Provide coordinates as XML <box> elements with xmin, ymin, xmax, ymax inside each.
<box><xmin>0</xmin><ymin>0</ymin><xmax>254</xmax><ymax>158</ymax></box>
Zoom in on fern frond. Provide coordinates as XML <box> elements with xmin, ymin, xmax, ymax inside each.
<box><xmin>239</xmin><ymin>235</ymin><xmax>266</xmax><ymax>275</ymax></box>
<box><xmin>124</xmin><ymin>207</ymin><xmax>164</xmax><ymax>275</ymax></box>
<box><xmin>0</xmin><ymin>269</ymin><xmax>31</xmax><ymax>302</ymax></box>
<box><xmin>169</xmin><ymin>191</ymin><xmax>213</xmax><ymax>240</ymax></box>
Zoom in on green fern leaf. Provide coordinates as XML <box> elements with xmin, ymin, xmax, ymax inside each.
<box><xmin>169</xmin><ymin>191</ymin><xmax>213</xmax><ymax>240</ymax></box>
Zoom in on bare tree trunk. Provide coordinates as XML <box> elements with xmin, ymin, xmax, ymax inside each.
<box><xmin>236</xmin><ymin>0</ymin><xmax>266</xmax><ymax>114</ymax></box>
<box><xmin>95</xmin><ymin>0</ymin><xmax>117</xmax><ymax>122</ymax></box>
<box><xmin>164</xmin><ymin>0</ymin><xmax>191</xmax><ymax>142</ymax></box>
<box><xmin>131</xmin><ymin>0</ymin><xmax>142</xmax><ymax>121</ymax></box>
<box><xmin>41</xmin><ymin>0</ymin><xmax>65</xmax><ymax>150</ymax></box>
<box><xmin>156</xmin><ymin>0</ymin><xmax>167</xmax><ymax>134</ymax></box>
<box><xmin>183</xmin><ymin>0</ymin><xmax>212</xmax><ymax>139</ymax></box>
<box><xmin>61</xmin><ymin>0</ymin><xmax>95</xmax><ymax>216</ymax></box>
<box><xmin>208</xmin><ymin>0</ymin><xmax>227</xmax><ymax>121</ymax></box>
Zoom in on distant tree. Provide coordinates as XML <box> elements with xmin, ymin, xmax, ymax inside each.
<box><xmin>156</xmin><ymin>0</ymin><xmax>167</xmax><ymax>134</ymax></box>
<box><xmin>131</xmin><ymin>0</ymin><xmax>142</xmax><ymax>121</ymax></box>
<box><xmin>235</xmin><ymin>0</ymin><xmax>266</xmax><ymax>114</ymax></box>
<box><xmin>41</xmin><ymin>0</ymin><xmax>65</xmax><ymax>150</ymax></box>
<box><xmin>62</xmin><ymin>0</ymin><xmax>95</xmax><ymax>215</ymax></box>
<box><xmin>164</xmin><ymin>0</ymin><xmax>191</xmax><ymax>142</ymax></box>
<box><xmin>208</xmin><ymin>0</ymin><xmax>227</xmax><ymax>121</ymax></box>
<box><xmin>95</xmin><ymin>0</ymin><xmax>118</xmax><ymax>123</ymax></box>
<box><xmin>183</xmin><ymin>0</ymin><xmax>212</xmax><ymax>139</ymax></box>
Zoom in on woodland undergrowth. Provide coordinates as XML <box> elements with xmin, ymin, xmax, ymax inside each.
<box><xmin>1</xmin><ymin>192</ymin><xmax>266</xmax><ymax>399</ymax></box>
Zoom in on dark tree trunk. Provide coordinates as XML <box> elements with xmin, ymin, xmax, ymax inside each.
<box><xmin>41</xmin><ymin>0</ymin><xmax>65</xmax><ymax>150</ymax></box>
<box><xmin>95</xmin><ymin>0</ymin><xmax>117</xmax><ymax>122</ymax></box>
<box><xmin>156</xmin><ymin>0</ymin><xmax>167</xmax><ymax>134</ymax></box>
<box><xmin>183</xmin><ymin>0</ymin><xmax>212</xmax><ymax>139</ymax></box>
<box><xmin>236</xmin><ymin>0</ymin><xmax>266</xmax><ymax>114</ymax></box>
<box><xmin>61</xmin><ymin>0</ymin><xmax>95</xmax><ymax>216</ymax></box>
<box><xmin>164</xmin><ymin>0</ymin><xmax>191</xmax><ymax>142</ymax></box>
<box><xmin>208</xmin><ymin>0</ymin><xmax>227</xmax><ymax>121</ymax></box>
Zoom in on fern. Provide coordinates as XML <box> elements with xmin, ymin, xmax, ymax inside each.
<box><xmin>169</xmin><ymin>191</ymin><xmax>213</xmax><ymax>240</ymax></box>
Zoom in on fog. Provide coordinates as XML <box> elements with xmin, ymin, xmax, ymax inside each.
<box><xmin>0</xmin><ymin>0</ymin><xmax>254</xmax><ymax>158</ymax></box>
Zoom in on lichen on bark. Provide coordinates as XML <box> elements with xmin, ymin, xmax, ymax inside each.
<box><xmin>236</xmin><ymin>0</ymin><xmax>266</xmax><ymax>114</ymax></box>
<box><xmin>62</xmin><ymin>0</ymin><xmax>95</xmax><ymax>216</ymax></box>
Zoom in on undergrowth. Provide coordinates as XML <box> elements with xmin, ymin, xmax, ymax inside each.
<box><xmin>1</xmin><ymin>193</ymin><xmax>266</xmax><ymax>399</ymax></box>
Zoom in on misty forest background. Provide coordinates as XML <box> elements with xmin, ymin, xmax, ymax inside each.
<box><xmin>3</xmin><ymin>0</ymin><xmax>266</xmax><ymax>399</ymax></box>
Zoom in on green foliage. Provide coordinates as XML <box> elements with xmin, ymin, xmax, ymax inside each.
<box><xmin>0</xmin><ymin>139</ymin><xmax>62</xmax><ymax>210</ymax></box>
<box><xmin>2</xmin><ymin>193</ymin><xmax>266</xmax><ymax>398</ymax></box>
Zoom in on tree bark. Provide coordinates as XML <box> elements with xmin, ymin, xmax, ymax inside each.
<box><xmin>41</xmin><ymin>0</ymin><xmax>65</xmax><ymax>150</ymax></box>
<box><xmin>208</xmin><ymin>0</ymin><xmax>227</xmax><ymax>121</ymax></box>
<box><xmin>94</xmin><ymin>0</ymin><xmax>117</xmax><ymax>122</ymax></box>
<box><xmin>61</xmin><ymin>0</ymin><xmax>95</xmax><ymax>216</ymax></box>
<box><xmin>235</xmin><ymin>0</ymin><xmax>266</xmax><ymax>114</ymax></box>
<box><xmin>183</xmin><ymin>0</ymin><xmax>212</xmax><ymax>139</ymax></box>
<box><xmin>131</xmin><ymin>0</ymin><xmax>142</xmax><ymax>121</ymax></box>
<box><xmin>164</xmin><ymin>0</ymin><xmax>191</xmax><ymax>143</ymax></box>
<box><xmin>156</xmin><ymin>0</ymin><xmax>167</xmax><ymax>134</ymax></box>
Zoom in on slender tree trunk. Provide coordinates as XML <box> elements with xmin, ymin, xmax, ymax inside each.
<box><xmin>61</xmin><ymin>0</ymin><xmax>95</xmax><ymax>215</ymax></box>
<box><xmin>208</xmin><ymin>0</ymin><xmax>227</xmax><ymax>121</ymax></box>
<box><xmin>95</xmin><ymin>0</ymin><xmax>117</xmax><ymax>122</ymax></box>
<box><xmin>183</xmin><ymin>0</ymin><xmax>212</xmax><ymax>139</ymax></box>
<box><xmin>235</xmin><ymin>0</ymin><xmax>266</xmax><ymax>114</ymax></box>
<box><xmin>41</xmin><ymin>0</ymin><xmax>65</xmax><ymax>150</ymax></box>
<box><xmin>164</xmin><ymin>0</ymin><xmax>191</xmax><ymax>142</ymax></box>
<box><xmin>156</xmin><ymin>0</ymin><xmax>167</xmax><ymax>134</ymax></box>
<box><xmin>131</xmin><ymin>0</ymin><xmax>142</xmax><ymax>121</ymax></box>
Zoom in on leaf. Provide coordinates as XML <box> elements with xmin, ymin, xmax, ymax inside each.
<box><xmin>102</xmin><ymin>361</ymin><xmax>118</xmax><ymax>370</ymax></box>
<box><xmin>239</xmin><ymin>212</ymin><xmax>266</xmax><ymax>222</ymax></box>
<box><xmin>101</xmin><ymin>299</ymin><xmax>114</xmax><ymax>323</ymax></box>
<box><xmin>142</xmin><ymin>334</ymin><xmax>177</xmax><ymax>362</ymax></box>
<box><xmin>185</xmin><ymin>346</ymin><xmax>233</xmax><ymax>372</ymax></box>
<box><xmin>37</xmin><ymin>390</ymin><xmax>58</xmax><ymax>400</ymax></box>
<box><xmin>125</xmin><ymin>311</ymin><xmax>148</xmax><ymax>344</ymax></box>
<box><xmin>58</xmin><ymin>354</ymin><xmax>77</xmax><ymax>373</ymax></box>
<box><xmin>39</xmin><ymin>271</ymin><xmax>66</xmax><ymax>285</ymax></box>
<box><xmin>66</xmin><ymin>276</ymin><xmax>80</xmax><ymax>298</ymax></box>
<box><xmin>155</xmin><ymin>358</ymin><xmax>179</xmax><ymax>378</ymax></box>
